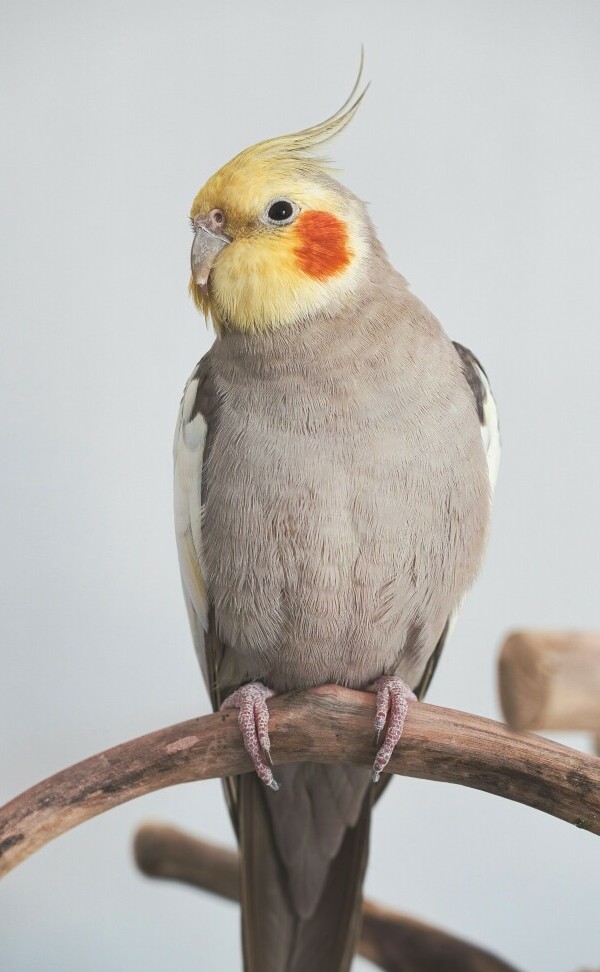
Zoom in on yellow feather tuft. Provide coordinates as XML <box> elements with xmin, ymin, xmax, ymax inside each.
<box><xmin>188</xmin><ymin>276</ymin><xmax>209</xmax><ymax>318</ymax></box>
<box><xmin>233</xmin><ymin>49</ymin><xmax>369</xmax><ymax>173</ymax></box>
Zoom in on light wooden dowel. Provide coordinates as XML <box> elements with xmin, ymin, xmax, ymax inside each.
<box><xmin>134</xmin><ymin>823</ymin><xmax>522</xmax><ymax>972</ymax></box>
<box><xmin>1</xmin><ymin>685</ymin><xmax>599</xmax><ymax>880</ymax></box>
<box><xmin>498</xmin><ymin>632</ymin><xmax>600</xmax><ymax>731</ymax></box>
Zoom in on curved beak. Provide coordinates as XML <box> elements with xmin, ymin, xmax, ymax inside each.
<box><xmin>191</xmin><ymin>220</ymin><xmax>230</xmax><ymax>297</ymax></box>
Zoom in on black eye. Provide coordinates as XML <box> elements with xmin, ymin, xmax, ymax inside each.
<box><xmin>268</xmin><ymin>200</ymin><xmax>293</xmax><ymax>221</ymax></box>
<box><xmin>263</xmin><ymin>198</ymin><xmax>299</xmax><ymax>226</ymax></box>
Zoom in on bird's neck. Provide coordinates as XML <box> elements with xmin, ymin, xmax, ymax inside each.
<box><xmin>210</xmin><ymin>254</ymin><xmax>409</xmax><ymax>382</ymax></box>
<box><xmin>212</xmin><ymin>241</ymin><xmax>397</xmax><ymax>338</ymax></box>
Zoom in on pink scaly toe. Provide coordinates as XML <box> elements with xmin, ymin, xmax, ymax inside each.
<box><xmin>366</xmin><ymin>676</ymin><xmax>416</xmax><ymax>783</ymax></box>
<box><xmin>220</xmin><ymin>682</ymin><xmax>279</xmax><ymax>790</ymax></box>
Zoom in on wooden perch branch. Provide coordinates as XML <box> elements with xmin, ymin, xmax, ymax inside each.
<box><xmin>1</xmin><ymin>685</ymin><xmax>600</xmax><ymax>879</ymax></box>
<box><xmin>499</xmin><ymin>631</ymin><xmax>600</xmax><ymax>732</ymax></box>
<box><xmin>134</xmin><ymin>823</ymin><xmax>522</xmax><ymax>972</ymax></box>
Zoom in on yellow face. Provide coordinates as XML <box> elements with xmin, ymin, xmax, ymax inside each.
<box><xmin>189</xmin><ymin>155</ymin><xmax>370</xmax><ymax>333</ymax></box>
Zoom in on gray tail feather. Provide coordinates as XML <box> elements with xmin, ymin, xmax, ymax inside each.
<box><xmin>238</xmin><ymin>772</ymin><xmax>371</xmax><ymax>972</ymax></box>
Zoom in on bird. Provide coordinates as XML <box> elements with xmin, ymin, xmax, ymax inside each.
<box><xmin>174</xmin><ymin>61</ymin><xmax>500</xmax><ymax>972</ymax></box>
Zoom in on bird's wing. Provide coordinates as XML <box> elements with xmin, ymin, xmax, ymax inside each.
<box><xmin>174</xmin><ymin>356</ymin><xmax>212</xmax><ymax>693</ymax></box>
<box><xmin>174</xmin><ymin>354</ymin><xmax>239</xmax><ymax>826</ymax></box>
<box><xmin>453</xmin><ymin>341</ymin><xmax>501</xmax><ymax>493</ymax></box>
<box><xmin>414</xmin><ymin>342</ymin><xmax>500</xmax><ymax>702</ymax></box>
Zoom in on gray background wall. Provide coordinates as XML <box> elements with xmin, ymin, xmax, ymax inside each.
<box><xmin>1</xmin><ymin>2</ymin><xmax>599</xmax><ymax>970</ymax></box>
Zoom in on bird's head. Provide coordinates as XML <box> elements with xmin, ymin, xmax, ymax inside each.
<box><xmin>189</xmin><ymin>67</ymin><xmax>372</xmax><ymax>333</ymax></box>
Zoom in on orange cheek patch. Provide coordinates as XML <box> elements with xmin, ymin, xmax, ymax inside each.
<box><xmin>293</xmin><ymin>211</ymin><xmax>352</xmax><ymax>280</ymax></box>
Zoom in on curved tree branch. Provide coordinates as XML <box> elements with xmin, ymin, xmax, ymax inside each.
<box><xmin>134</xmin><ymin>822</ymin><xmax>523</xmax><ymax>972</ymax></box>
<box><xmin>1</xmin><ymin>685</ymin><xmax>599</xmax><ymax>878</ymax></box>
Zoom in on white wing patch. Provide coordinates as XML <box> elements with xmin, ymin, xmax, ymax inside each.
<box><xmin>173</xmin><ymin>370</ymin><xmax>209</xmax><ymax>633</ymax></box>
<box><xmin>473</xmin><ymin>358</ymin><xmax>501</xmax><ymax>493</ymax></box>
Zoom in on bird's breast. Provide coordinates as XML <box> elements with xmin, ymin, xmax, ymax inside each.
<box><xmin>200</xmin><ymin>340</ymin><xmax>490</xmax><ymax>693</ymax></box>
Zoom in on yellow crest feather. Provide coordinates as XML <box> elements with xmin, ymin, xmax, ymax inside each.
<box><xmin>229</xmin><ymin>51</ymin><xmax>368</xmax><ymax>176</ymax></box>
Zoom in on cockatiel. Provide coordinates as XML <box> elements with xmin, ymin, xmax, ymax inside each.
<box><xmin>174</xmin><ymin>65</ymin><xmax>499</xmax><ymax>972</ymax></box>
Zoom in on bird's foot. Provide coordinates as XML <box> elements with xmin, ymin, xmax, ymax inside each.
<box><xmin>366</xmin><ymin>676</ymin><xmax>416</xmax><ymax>783</ymax></box>
<box><xmin>220</xmin><ymin>682</ymin><xmax>279</xmax><ymax>791</ymax></box>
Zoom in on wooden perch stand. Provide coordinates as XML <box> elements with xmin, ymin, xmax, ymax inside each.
<box><xmin>134</xmin><ymin>823</ymin><xmax>522</xmax><ymax>972</ymax></box>
<box><xmin>1</xmin><ymin>684</ymin><xmax>599</xmax><ymax>881</ymax></box>
<box><xmin>499</xmin><ymin>631</ymin><xmax>600</xmax><ymax>735</ymax></box>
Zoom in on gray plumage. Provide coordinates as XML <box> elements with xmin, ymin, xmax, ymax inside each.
<box><xmin>174</xmin><ymin>226</ymin><xmax>499</xmax><ymax>970</ymax></box>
